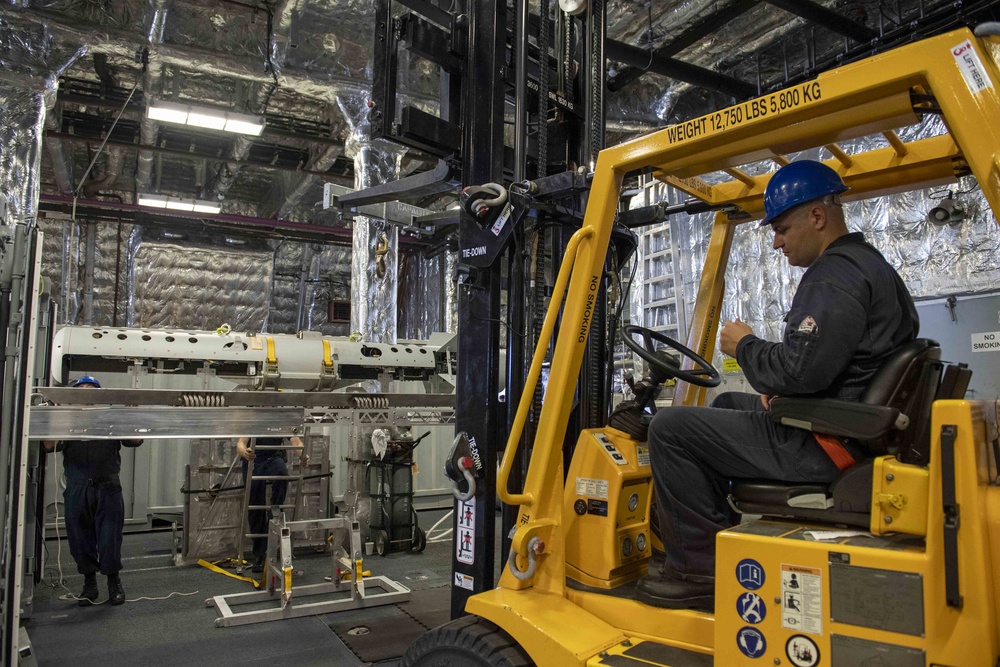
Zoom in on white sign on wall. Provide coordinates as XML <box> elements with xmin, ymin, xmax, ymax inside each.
<box><xmin>972</xmin><ymin>331</ymin><xmax>1000</xmax><ymax>353</ymax></box>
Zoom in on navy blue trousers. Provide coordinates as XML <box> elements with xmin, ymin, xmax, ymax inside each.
<box><xmin>647</xmin><ymin>392</ymin><xmax>863</xmax><ymax>580</ymax></box>
<box><xmin>243</xmin><ymin>456</ymin><xmax>289</xmax><ymax>561</ymax></box>
<box><xmin>63</xmin><ymin>479</ymin><xmax>125</xmax><ymax>576</ymax></box>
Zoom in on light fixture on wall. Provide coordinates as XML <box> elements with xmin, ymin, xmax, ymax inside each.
<box><xmin>146</xmin><ymin>101</ymin><xmax>265</xmax><ymax>136</ymax></box>
<box><xmin>137</xmin><ymin>194</ymin><xmax>222</xmax><ymax>214</ymax></box>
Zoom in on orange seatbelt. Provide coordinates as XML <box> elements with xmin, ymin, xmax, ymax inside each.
<box><xmin>812</xmin><ymin>433</ymin><xmax>856</xmax><ymax>471</ymax></box>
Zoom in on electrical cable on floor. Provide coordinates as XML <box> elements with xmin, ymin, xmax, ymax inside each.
<box><xmin>425</xmin><ymin>509</ymin><xmax>454</xmax><ymax>543</ymax></box>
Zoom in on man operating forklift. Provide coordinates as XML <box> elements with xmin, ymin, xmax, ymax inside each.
<box><xmin>637</xmin><ymin>159</ymin><xmax>920</xmax><ymax>611</ymax></box>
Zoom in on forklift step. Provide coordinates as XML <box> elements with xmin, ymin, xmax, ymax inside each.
<box><xmin>587</xmin><ymin>639</ymin><xmax>712</xmax><ymax>667</ymax></box>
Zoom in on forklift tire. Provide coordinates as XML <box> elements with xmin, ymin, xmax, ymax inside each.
<box><xmin>401</xmin><ymin>615</ymin><xmax>532</xmax><ymax>667</ymax></box>
<box><xmin>375</xmin><ymin>529</ymin><xmax>389</xmax><ymax>557</ymax></box>
<box><xmin>412</xmin><ymin>527</ymin><xmax>427</xmax><ymax>552</ymax></box>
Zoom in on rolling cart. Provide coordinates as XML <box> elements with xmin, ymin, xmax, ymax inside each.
<box><xmin>368</xmin><ymin>431</ymin><xmax>430</xmax><ymax>556</ymax></box>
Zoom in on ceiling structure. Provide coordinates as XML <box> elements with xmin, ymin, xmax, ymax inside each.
<box><xmin>6</xmin><ymin>0</ymin><xmax>1000</xmax><ymax>245</ymax></box>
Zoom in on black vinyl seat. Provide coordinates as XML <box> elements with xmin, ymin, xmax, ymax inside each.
<box><xmin>730</xmin><ymin>338</ymin><xmax>970</xmax><ymax>527</ymax></box>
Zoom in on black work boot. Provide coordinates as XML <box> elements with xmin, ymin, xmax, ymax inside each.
<box><xmin>636</xmin><ymin>571</ymin><xmax>715</xmax><ymax>612</ymax></box>
<box><xmin>107</xmin><ymin>574</ymin><xmax>125</xmax><ymax>606</ymax></box>
<box><xmin>251</xmin><ymin>554</ymin><xmax>265</xmax><ymax>574</ymax></box>
<box><xmin>78</xmin><ymin>574</ymin><xmax>98</xmax><ymax>606</ymax></box>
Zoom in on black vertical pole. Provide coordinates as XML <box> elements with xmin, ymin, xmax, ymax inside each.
<box><xmin>451</xmin><ymin>0</ymin><xmax>507</xmax><ymax>619</ymax></box>
<box><xmin>579</xmin><ymin>0</ymin><xmax>608</xmax><ymax>431</ymax></box>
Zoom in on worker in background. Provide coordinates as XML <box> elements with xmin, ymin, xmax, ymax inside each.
<box><xmin>236</xmin><ymin>435</ymin><xmax>309</xmax><ymax>572</ymax></box>
<box><xmin>44</xmin><ymin>376</ymin><xmax>143</xmax><ymax>606</ymax></box>
<box><xmin>637</xmin><ymin>160</ymin><xmax>918</xmax><ymax>611</ymax></box>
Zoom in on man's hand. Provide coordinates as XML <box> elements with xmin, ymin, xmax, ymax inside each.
<box><xmin>760</xmin><ymin>394</ymin><xmax>775</xmax><ymax>410</ymax></box>
<box><xmin>236</xmin><ymin>438</ymin><xmax>255</xmax><ymax>461</ymax></box>
<box><xmin>720</xmin><ymin>319</ymin><xmax>754</xmax><ymax>357</ymax></box>
<box><xmin>290</xmin><ymin>436</ymin><xmax>308</xmax><ymax>466</ymax></box>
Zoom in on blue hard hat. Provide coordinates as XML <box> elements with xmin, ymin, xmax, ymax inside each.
<box><xmin>72</xmin><ymin>376</ymin><xmax>101</xmax><ymax>388</ymax></box>
<box><xmin>761</xmin><ymin>160</ymin><xmax>849</xmax><ymax>226</ymax></box>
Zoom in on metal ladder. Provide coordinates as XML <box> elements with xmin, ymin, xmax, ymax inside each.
<box><xmin>235</xmin><ymin>437</ymin><xmax>308</xmax><ymax>574</ymax></box>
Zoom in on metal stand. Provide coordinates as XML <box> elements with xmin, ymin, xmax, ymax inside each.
<box><xmin>208</xmin><ymin>514</ymin><xmax>411</xmax><ymax>627</ymax></box>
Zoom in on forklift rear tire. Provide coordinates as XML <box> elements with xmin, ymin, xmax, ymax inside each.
<box><xmin>412</xmin><ymin>527</ymin><xmax>427</xmax><ymax>552</ymax></box>
<box><xmin>401</xmin><ymin>615</ymin><xmax>532</xmax><ymax>667</ymax></box>
<box><xmin>375</xmin><ymin>529</ymin><xmax>389</xmax><ymax>557</ymax></box>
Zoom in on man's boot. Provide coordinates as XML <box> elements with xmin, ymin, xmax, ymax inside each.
<box><xmin>77</xmin><ymin>574</ymin><xmax>98</xmax><ymax>606</ymax></box>
<box><xmin>107</xmin><ymin>574</ymin><xmax>125</xmax><ymax>606</ymax></box>
<box><xmin>636</xmin><ymin>571</ymin><xmax>715</xmax><ymax>612</ymax></box>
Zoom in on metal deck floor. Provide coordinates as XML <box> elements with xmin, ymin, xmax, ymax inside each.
<box><xmin>26</xmin><ymin>509</ymin><xmax>456</xmax><ymax>666</ymax></box>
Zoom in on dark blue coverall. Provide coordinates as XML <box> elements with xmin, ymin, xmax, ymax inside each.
<box><xmin>242</xmin><ymin>437</ymin><xmax>290</xmax><ymax>563</ymax></box>
<box><xmin>54</xmin><ymin>439</ymin><xmax>143</xmax><ymax>576</ymax></box>
<box><xmin>648</xmin><ymin>232</ymin><xmax>919</xmax><ymax>580</ymax></box>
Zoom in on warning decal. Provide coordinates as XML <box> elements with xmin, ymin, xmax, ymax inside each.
<box><xmin>637</xmin><ymin>446</ymin><xmax>650</xmax><ymax>467</ymax></box>
<box><xmin>781</xmin><ymin>564</ymin><xmax>823</xmax><ymax>635</ymax></box>
<box><xmin>786</xmin><ymin>635</ymin><xmax>820</xmax><ymax>667</ymax></box>
<box><xmin>456</xmin><ymin>497</ymin><xmax>476</xmax><ymax>565</ymax></box>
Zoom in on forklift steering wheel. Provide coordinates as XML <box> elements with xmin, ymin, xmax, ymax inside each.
<box><xmin>621</xmin><ymin>325</ymin><xmax>721</xmax><ymax>388</ymax></box>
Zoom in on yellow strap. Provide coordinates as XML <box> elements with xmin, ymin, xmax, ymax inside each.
<box><xmin>265</xmin><ymin>337</ymin><xmax>277</xmax><ymax>364</ymax></box>
<box><xmin>198</xmin><ymin>559</ymin><xmax>261</xmax><ymax>589</ymax></box>
<box><xmin>322</xmin><ymin>340</ymin><xmax>333</xmax><ymax>368</ymax></box>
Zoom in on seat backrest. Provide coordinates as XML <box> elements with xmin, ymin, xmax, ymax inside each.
<box><xmin>860</xmin><ymin>338</ymin><xmax>941</xmax><ymax>461</ymax></box>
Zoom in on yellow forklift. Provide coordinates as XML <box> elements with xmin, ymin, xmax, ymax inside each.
<box><xmin>404</xmin><ymin>26</ymin><xmax>1000</xmax><ymax>666</ymax></box>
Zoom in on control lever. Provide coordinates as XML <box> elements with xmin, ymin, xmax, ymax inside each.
<box><xmin>444</xmin><ymin>431</ymin><xmax>483</xmax><ymax>501</ymax></box>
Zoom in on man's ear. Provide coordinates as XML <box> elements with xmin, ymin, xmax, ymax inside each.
<box><xmin>808</xmin><ymin>204</ymin><xmax>827</xmax><ymax>230</ymax></box>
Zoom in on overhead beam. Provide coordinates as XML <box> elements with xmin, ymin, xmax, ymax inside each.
<box><xmin>44</xmin><ymin>131</ymin><xmax>353</xmax><ymax>184</ymax></box>
<box><xmin>604</xmin><ymin>39</ymin><xmax>757</xmax><ymax>98</ymax></box>
<box><xmin>659</xmin><ymin>134</ymin><xmax>961</xmax><ymax>218</ymax></box>
<box><xmin>37</xmin><ymin>194</ymin><xmax>357</xmax><ymax>244</ymax></box>
<box><xmin>608</xmin><ymin>0</ymin><xmax>762</xmax><ymax>92</ymax></box>
<box><xmin>764</xmin><ymin>0</ymin><xmax>877</xmax><ymax>42</ymax></box>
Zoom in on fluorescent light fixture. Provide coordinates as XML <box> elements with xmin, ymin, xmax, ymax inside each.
<box><xmin>186</xmin><ymin>110</ymin><xmax>227</xmax><ymax>130</ymax></box>
<box><xmin>138</xmin><ymin>195</ymin><xmax>221</xmax><ymax>214</ymax></box>
<box><xmin>165</xmin><ymin>199</ymin><xmax>195</xmax><ymax>212</ymax></box>
<box><xmin>137</xmin><ymin>194</ymin><xmax>168</xmax><ymax>208</ymax></box>
<box><xmin>146</xmin><ymin>101</ymin><xmax>189</xmax><ymax>124</ymax></box>
<box><xmin>147</xmin><ymin>101</ymin><xmax>265</xmax><ymax>136</ymax></box>
<box><xmin>223</xmin><ymin>114</ymin><xmax>265</xmax><ymax>136</ymax></box>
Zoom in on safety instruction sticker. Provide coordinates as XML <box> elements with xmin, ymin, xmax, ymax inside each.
<box><xmin>952</xmin><ymin>40</ymin><xmax>994</xmax><ymax>95</ymax></box>
<box><xmin>594</xmin><ymin>433</ymin><xmax>629</xmax><ymax>466</ymax></box>
<box><xmin>781</xmin><ymin>564</ymin><xmax>823</xmax><ymax>635</ymax></box>
<box><xmin>736</xmin><ymin>627</ymin><xmax>767</xmax><ymax>659</ymax></box>
<box><xmin>972</xmin><ymin>331</ymin><xmax>1000</xmax><ymax>352</ymax></box>
<box><xmin>786</xmin><ymin>635</ymin><xmax>820</xmax><ymax>667</ymax></box>
<box><xmin>636</xmin><ymin>446</ymin><xmax>650</xmax><ymax>467</ymax></box>
<box><xmin>736</xmin><ymin>558</ymin><xmax>765</xmax><ymax>591</ymax></box>
<box><xmin>575</xmin><ymin>476</ymin><xmax>609</xmax><ymax>500</ymax></box>
<box><xmin>454</xmin><ymin>572</ymin><xmax>474</xmax><ymax>591</ymax></box>
<box><xmin>456</xmin><ymin>497</ymin><xmax>476</xmax><ymax>565</ymax></box>
<box><xmin>736</xmin><ymin>592</ymin><xmax>767</xmax><ymax>624</ymax></box>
